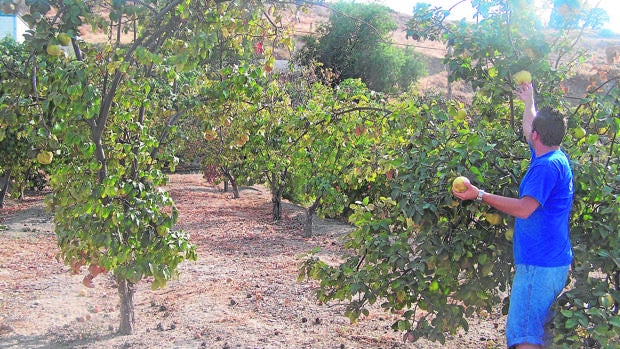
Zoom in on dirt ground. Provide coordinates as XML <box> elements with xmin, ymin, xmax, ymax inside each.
<box><xmin>0</xmin><ymin>174</ymin><xmax>506</xmax><ymax>349</ymax></box>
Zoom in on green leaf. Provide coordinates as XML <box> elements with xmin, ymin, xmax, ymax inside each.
<box><xmin>564</xmin><ymin>318</ymin><xmax>579</xmax><ymax>329</ymax></box>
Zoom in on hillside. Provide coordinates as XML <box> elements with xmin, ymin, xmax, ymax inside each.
<box><xmin>76</xmin><ymin>3</ymin><xmax>620</xmax><ymax>103</ymax></box>
<box><xmin>283</xmin><ymin>5</ymin><xmax>465</xmax><ymax>97</ymax></box>
<box><xmin>286</xmin><ymin>4</ymin><xmax>620</xmax><ymax>103</ymax></box>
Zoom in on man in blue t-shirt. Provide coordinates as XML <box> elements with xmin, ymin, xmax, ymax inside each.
<box><xmin>452</xmin><ymin>82</ymin><xmax>573</xmax><ymax>349</ymax></box>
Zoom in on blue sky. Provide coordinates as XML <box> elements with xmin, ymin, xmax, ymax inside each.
<box><xmin>369</xmin><ymin>0</ymin><xmax>620</xmax><ymax>34</ymax></box>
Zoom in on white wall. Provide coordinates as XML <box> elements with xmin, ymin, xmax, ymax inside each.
<box><xmin>0</xmin><ymin>14</ymin><xmax>28</xmax><ymax>42</ymax></box>
<box><xmin>14</xmin><ymin>14</ymin><xmax>27</xmax><ymax>42</ymax></box>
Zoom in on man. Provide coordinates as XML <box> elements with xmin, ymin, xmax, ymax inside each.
<box><xmin>452</xmin><ymin>82</ymin><xmax>574</xmax><ymax>349</ymax></box>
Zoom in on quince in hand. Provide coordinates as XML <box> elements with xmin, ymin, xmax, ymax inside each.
<box><xmin>513</xmin><ymin>70</ymin><xmax>532</xmax><ymax>85</ymax></box>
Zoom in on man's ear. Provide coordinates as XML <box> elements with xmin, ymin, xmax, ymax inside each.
<box><xmin>531</xmin><ymin>129</ymin><xmax>539</xmax><ymax>143</ymax></box>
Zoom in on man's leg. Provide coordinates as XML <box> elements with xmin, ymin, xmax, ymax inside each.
<box><xmin>506</xmin><ymin>265</ymin><xmax>569</xmax><ymax>348</ymax></box>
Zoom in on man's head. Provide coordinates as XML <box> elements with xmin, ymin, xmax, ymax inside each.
<box><xmin>532</xmin><ymin>108</ymin><xmax>567</xmax><ymax>146</ymax></box>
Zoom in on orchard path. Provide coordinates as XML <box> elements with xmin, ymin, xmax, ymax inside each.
<box><xmin>0</xmin><ymin>173</ymin><xmax>503</xmax><ymax>348</ymax></box>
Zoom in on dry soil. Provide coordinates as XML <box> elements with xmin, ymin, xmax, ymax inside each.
<box><xmin>0</xmin><ymin>174</ymin><xmax>506</xmax><ymax>349</ymax></box>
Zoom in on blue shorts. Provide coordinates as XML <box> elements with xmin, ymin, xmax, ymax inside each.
<box><xmin>506</xmin><ymin>264</ymin><xmax>570</xmax><ymax>348</ymax></box>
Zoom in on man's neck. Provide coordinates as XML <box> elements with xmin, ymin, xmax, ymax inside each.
<box><xmin>534</xmin><ymin>144</ymin><xmax>560</xmax><ymax>157</ymax></box>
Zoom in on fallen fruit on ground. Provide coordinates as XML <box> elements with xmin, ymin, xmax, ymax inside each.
<box><xmin>452</xmin><ymin>176</ymin><xmax>469</xmax><ymax>193</ymax></box>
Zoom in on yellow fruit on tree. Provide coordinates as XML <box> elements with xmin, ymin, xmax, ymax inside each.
<box><xmin>46</xmin><ymin>44</ymin><xmax>63</xmax><ymax>56</ymax></box>
<box><xmin>235</xmin><ymin>134</ymin><xmax>249</xmax><ymax>147</ymax></box>
<box><xmin>505</xmin><ymin>228</ymin><xmax>514</xmax><ymax>241</ymax></box>
<box><xmin>513</xmin><ymin>70</ymin><xmax>532</xmax><ymax>85</ymax></box>
<box><xmin>599</xmin><ymin>293</ymin><xmax>614</xmax><ymax>309</ymax></box>
<box><xmin>156</xmin><ymin>225</ymin><xmax>169</xmax><ymax>237</ymax></box>
<box><xmin>429</xmin><ymin>280</ymin><xmax>440</xmax><ymax>292</ymax></box>
<box><xmin>485</xmin><ymin>212</ymin><xmax>503</xmax><ymax>226</ymax></box>
<box><xmin>36</xmin><ymin>151</ymin><xmax>53</xmax><ymax>165</ymax></box>
<box><xmin>573</xmin><ymin>126</ymin><xmax>586</xmax><ymax>139</ymax></box>
<box><xmin>57</xmin><ymin>33</ymin><xmax>71</xmax><ymax>46</ymax></box>
<box><xmin>203</xmin><ymin>129</ymin><xmax>217</xmax><ymax>141</ymax></box>
<box><xmin>481</xmin><ymin>264</ymin><xmax>494</xmax><ymax>276</ymax></box>
<box><xmin>395</xmin><ymin>290</ymin><xmax>406</xmax><ymax>303</ymax></box>
<box><xmin>452</xmin><ymin>176</ymin><xmax>469</xmax><ymax>193</ymax></box>
<box><xmin>455</xmin><ymin>109</ymin><xmax>467</xmax><ymax>121</ymax></box>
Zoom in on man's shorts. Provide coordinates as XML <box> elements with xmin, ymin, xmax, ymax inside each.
<box><xmin>506</xmin><ymin>264</ymin><xmax>570</xmax><ymax>348</ymax></box>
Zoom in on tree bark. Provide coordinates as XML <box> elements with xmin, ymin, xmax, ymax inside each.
<box><xmin>0</xmin><ymin>170</ymin><xmax>11</xmax><ymax>208</ymax></box>
<box><xmin>303</xmin><ymin>196</ymin><xmax>321</xmax><ymax>237</ymax></box>
<box><xmin>230</xmin><ymin>179</ymin><xmax>239</xmax><ymax>199</ymax></box>
<box><xmin>221</xmin><ymin>169</ymin><xmax>239</xmax><ymax>198</ymax></box>
<box><xmin>269</xmin><ymin>170</ymin><xmax>287</xmax><ymax>222</ymax></box>
<box><xmin>271</xmin><ymin>191</ymin><xmax>282</xmax><ymax>221</ymax></box>
<box><xmin>117</xmin><ymin>277</ymin><xmax>136</xmax><ymax>335</ymax></box>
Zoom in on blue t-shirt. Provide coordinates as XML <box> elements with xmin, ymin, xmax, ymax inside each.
<box><xmin>514</xmin><ymin>146</ymin><xmax>574</xmax><ymax>267</ymax></box>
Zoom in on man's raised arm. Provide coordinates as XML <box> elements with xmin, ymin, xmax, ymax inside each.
<box><xmin>515</xmin><ymin>83</ymin><xmax>536</xmax><ymax>143</ymax></box>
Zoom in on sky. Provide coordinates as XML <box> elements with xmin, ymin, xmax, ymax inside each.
<box><xmin>369</xmin><ymin>0</ymin><xmax>620</xmax><ymax>34</ymax></box>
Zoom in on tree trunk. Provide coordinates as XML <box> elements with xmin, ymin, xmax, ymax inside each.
<box><xmin>269</xmin><ymin>170</ymin><xmax>287</xmax><ymax>221</ymax></box>
<box><xmin>272</xmin><ymin>191</ymin><xmax>282</xmax><ymax>221</ymax></box>
<box><xmin>221</xmin><ymin>169</ymin><xmax>239</xmax><ymax>198</ymax></box>
<box><xmin>230</xmin><ymin>179</ymin><xmax>239</xmax><ymax>199</ymax></box>
<box><xmin>267</xmin><ymin>169</ymin><xmax>288</xmax><ymax>222</ymax></box>
<box><xmin>117</xmin><ymin>277</ymin><xmax>136</xmax><ymax>335</ymax></box>
<box><xmin>303</xmin><ymin>197</ymin><xmax>321</xmax><ymax>238</ymax></box>
<box><xmin>0</xmin><ymin>170</ymin><xmax>11</xmax><ymax>208</ymax></box>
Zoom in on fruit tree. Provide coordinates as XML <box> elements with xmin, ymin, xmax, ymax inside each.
<box><xmin>16</xmin><ymin>0</ymin><xmax>290</xmax><ymax>335</ymax></box>
<box><xmin>301</xmin><ymin>0</ymin><xmax>619</xmax><ymax>346</ymax></box>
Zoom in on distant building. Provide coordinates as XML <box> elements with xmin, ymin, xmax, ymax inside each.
<box><xmin>0</xmin><ymin>9</ymin><xmax>28</xmax><ymax>42</ymax></box>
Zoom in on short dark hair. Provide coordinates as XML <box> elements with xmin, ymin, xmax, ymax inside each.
<box><xmin>532</xmin><ymin>108</ymin><xmax>566</xmax><ymax>146</ymax></box>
